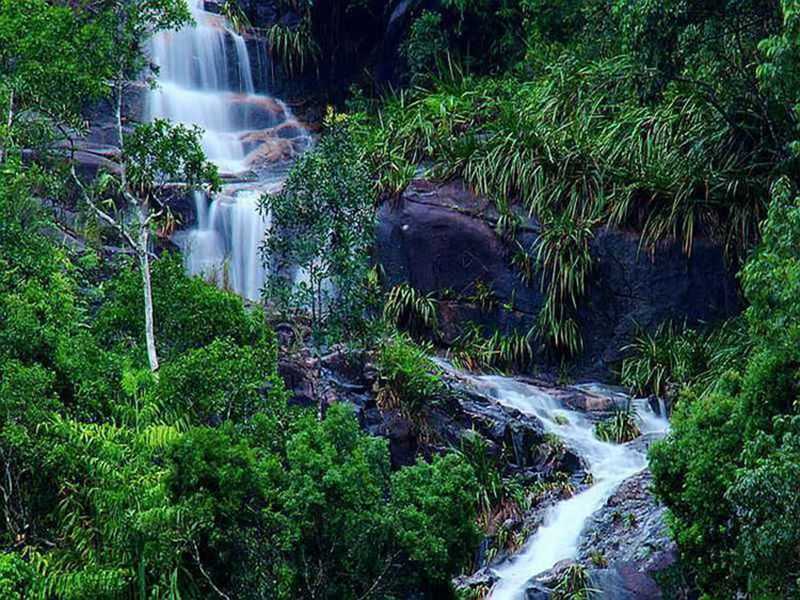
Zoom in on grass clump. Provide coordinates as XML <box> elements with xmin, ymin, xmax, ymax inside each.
<box><xmin>383</xmin><ymin>283</ymin><xmax>439</xmax><ymax>335</ymax></box>
<box><xmin>375</xmin><ymin>333</ymin><xmax>445</xmax><ymax>419</ymax></box>
<box><xmin>594</xmin><ymin>407</ymin><xmax>641</xmax><ymax>444</ymax></box>
<box><xmin>620</xmin><ymin>318</ymin><xmax>750</xmax><ymax>399</ymax></box>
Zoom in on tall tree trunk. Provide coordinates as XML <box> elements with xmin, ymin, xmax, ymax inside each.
<box><xmin>138</xmin><ymin>212</ymin><xmax>159</xmax><ymax>372</ymax></box>
<box><xmin>117</xmin><ymin>74</ymin><xmax>158</xmax><ymax>373</ymax></box>
<box><xmin>0</xmin><ymin>90</ymin><xmax>14</xmax><ymax>164</ymax></box>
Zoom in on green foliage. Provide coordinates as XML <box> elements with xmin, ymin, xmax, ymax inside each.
<box><xmin>458</xmin><ymin>432</ymin><xmax>505</xmax><ymax>521</ymax></box>
<box><xmin>552</xmin><ymin>563</ymin><xmax>595</xmax><ymax>600</ymax></box>
<box><xmin>469</xmin><ymin>280</ymin><xmax>498</xmax><ymax>312</ymax></box>
<box><xmin>0</xmin><ymin>0</ymin><xmax>115</xmax><ymax>160</ymax></box>
<box><xmin>594</xmin><ymin>407</ymin><xmax>641</xmax><ymax>444</ymax></box>
<box><xmin>0</xmin><ymin>553</ymin><xmax>35</xmax><ymax>599</ymax></box>
<box><xmin>449</xmin><ymin>325</ymin><xmax>535</xmax><ymax>372</ymax></box>
<box><xmin>157</xmin><ymin>337</ymin><xmax>283</xmax><ymax>425</ymax></box>
<box><xmin>402</xmin><ymin>11</ymin><xmax>449</xmax><ymax>84</ymax></box>
<box><xmin>740</xmin><ymin>178</ymin><xmax>800</xmax><ymax>353</ymax></box>
<box><xmin>726</xmin><ymin>416</ymin><xmax>800</xmax><ymax>598</ymax></box>
<box><xmin>96</xmin><ymin>253</ymin><xmax>269</xmax><ymax>361</ymax></box>
<box><xmin>375</xmin><ymin>333</ymin><xmax>445</xmax><ymax>418</ymax></box>
<box><xmin>122</xmin><ymin>119</ymin><xmax>221</xmax><ymax>202</ymax></box>
<box><xmin>650</xmin><ymin>183</ymin><xmax>800</xmax><ymax>597</ymax></box>
<box><xmin>390</xmin><ymin>452</ymin><xmax>481</xmax><ymax>584</ymax></box>
<box><xmin>267</xmin><ymin>404</ymin><xmax>479</xmax><ymax>597</ymax></box>
<box><xmin>620</xmin><ymin>319</ymin><xmax>749</xmax><ymax>398</ymax></box>
<box><xmin>384</xmin><ymin>283</ymin><xmax>439</xmax><ymax>335</ymax></box>
<box><xmin>265</xmin><ymin>21</ymin><xmax>320</xmax><ymax>76</ymax></box>
<box><xmin>219</xmin><ymin>0</ymin><xmax>252</xmax><ymax>33</ymax></box>
<box><xmin>757</xmin><ymin>0</ymin><xmax>800</xmax><ymax>158</ymax></box>
<box><xmin>261</xmin><ymin>112</ymin><xmax>375</xmax><ymax>344</ymax></box>
<box><xmin>536</xmin><ymin>212</ymin><xmax>595</xmax><ymax>355</ymax></box>
<box><xmin>260</xmin><ymin>0</ymin><xmax>383</xmax><ymax>88</ymax></box>
<box><xmin>457</xmin><ymin>431</ymin><xmax>533</xmax><ymax>542</ymax></box>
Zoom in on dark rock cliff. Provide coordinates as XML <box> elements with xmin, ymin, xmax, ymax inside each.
<box><xmin>376</xmin><ymin>179</ymin><xmax>740</xmax><ymax>376</ymax></box>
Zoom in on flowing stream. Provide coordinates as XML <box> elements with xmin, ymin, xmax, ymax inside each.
<box><xmin>145</xmin><ymin>6</ymin><xmax>670</xmax><ymax>595</ymax></box>
<box><xmin>466</xmin><ymin>377</ymin><xmax>669</xmax><ymax>599</ymax></box>
<box><xmin>147</xmin><ymin>0</ymin><xmax>309</xmax><ymax>299</ymax></box>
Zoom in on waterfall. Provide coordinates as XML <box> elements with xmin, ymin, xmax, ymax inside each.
<box><xmin>466</xmin><ymin>377</ymin><xmax>669</xmax><ymax>599</ymax></box>
<box><xmin>148</xmin><ymin>0</ymin><xmax>309</xmax><ymax>300</ymax></box>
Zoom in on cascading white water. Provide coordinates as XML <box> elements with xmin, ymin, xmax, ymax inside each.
<box><xmin>148</xmin><ymin>0</ymin><xmax>309</xmax><ymax>299</ymax></box>
<box><xmin>469</xmin><ymin>377</ymin><xmax>669</xmax><ymax>600</ymax></box>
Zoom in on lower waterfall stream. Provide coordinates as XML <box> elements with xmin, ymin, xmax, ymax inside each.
<box><xmin>466</xmin><ymin>377</ymin><xmax>669</xmax><ymax>599</ymax></box>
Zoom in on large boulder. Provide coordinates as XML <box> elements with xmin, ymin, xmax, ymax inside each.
<box><xmin>376</xmin><ymin>179</ymin><xmax>740</xmax><ymax>376</ymax></box>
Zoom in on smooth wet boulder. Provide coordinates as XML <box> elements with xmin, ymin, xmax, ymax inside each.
<box><xmin>228</xmin><ymin>95</ymin><xmax>288</xmax><ymax>130</ymax></box>
<box><xmin>588</xmin><ymin>563</ymin><xmax>667</xmax><ymax>600</ymax></box>
<box><xmin>376</xmin><ymin>179</ymin><xmax>740</xmax><ymax>375</ymax></box>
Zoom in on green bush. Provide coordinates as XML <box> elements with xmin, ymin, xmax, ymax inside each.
<box><xmin>0</xmin><ymin>553</ymin><xmax>36</xmax><ymax>599</ymax></box>
<box><xmin>390</xmin><ymin>452</ymin><xmax>481</xmax><ymax>585</ymax></box>
<box><xmin>254</xmin><ymin>404</ymin><xmax>479</xmax><ymax>598</ymax></box>
<box><xmin>650</xmin><ymin>184</ymin><xmax>800</xmax><ymax>597</ymax></box>
<box><xmin>156</xmin><ymin>337</ymin><xmax>284</xmax><ymax>426</ymax></box>
<box><xmin>402</xmin><ymin>11</ymin><xmax>448</xmax><ymax>84</ymax></box>
<box><xmin>96</xmin><ymin>253</ymin><xmax>268</xmax><ymax>360</ymax></box>
<box><xmin>261</xmin><ymin>113</ymin><xmax>375</xmax><ymax>345</ymax></box>
<box><xmin>375</xmin><ymin>334</ymin><xmax>446</xmax><ymax>417</ymax></box>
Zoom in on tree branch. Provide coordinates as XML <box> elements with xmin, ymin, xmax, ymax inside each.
<box><xmin>70</xmin><ymin>163</ymin><xmax>139</xmax><ymax>252</ymax></box>
<box><xmin>192</xmin><ymin>542</ymin><xmax>231</xmax><ymax>600</ymax></box>
<box><xmin>357</xmin><ymin>551</ymin><xmax>401</xmax><ymax>600</ymax></box>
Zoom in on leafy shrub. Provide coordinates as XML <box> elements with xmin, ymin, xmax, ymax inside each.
<box><xmin>261</xmin><ymin>111</ymin><xmax>375</xmax><ymax>344</ymax></box>
<box><xmin>390</xmin><ymin>452</ymin><xmax>481</xmax><ymax>586</ymax></box>
<box><xmin>95</xmin><ymin>253</ymin><xmax>268</xmax><ymax>361</ymax></box>
<box><xmin>156</xmin><ymin>337</ymin><xmax>284</xmax><ymax>426</ymax></box>
<box><xmin>265</xmin><ymin>404</ymin><xmax>479</xmax><ymax>597</ymax></box>
<box><xmin>375</xmin><ymin>333</ymin><xmax>445</xmax><ymax>418</ymax></box>
<box><xmin>458</xmin><ymin>431</ymin><xmax>530</xmax><ymax>535</ymax></box>
<box><xmin>402</xmin><ymin>11</ymin><xmax>448</xmax><ymax>84</ymax></box>
<box><xmin>651</xmin><ymin>184</ymin><xmax>800</xmax><ymax>597</ymax></box>
<box><xmin>0</xmin><ymin>553</ymin><xmax>35</xmax><ymax>599</ymax></box>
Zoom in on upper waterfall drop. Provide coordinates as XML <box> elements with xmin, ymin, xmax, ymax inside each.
<box><xmin>147</xmin><ymin>0</ymin><xmax>309</xmax><ymax>300</ymax></box>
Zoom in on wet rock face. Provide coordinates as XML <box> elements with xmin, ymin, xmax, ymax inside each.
<box><xmin>578</xmin><ymin>471</ymin><xmax>675</xmax><ymax>576</ymax></box>
<box><xmin>376</xmin><ymin>179</ymin><xmax>740</xmax><ymax>375</ymax></box>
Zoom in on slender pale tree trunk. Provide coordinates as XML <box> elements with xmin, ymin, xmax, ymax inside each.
<box><xmin>115</xmin><ymin>72</ymin><xmax>159</xmax><ymax>372</ymax></box>
<box><xmin>138</xmin><ymin>206</ymin><xmax>159</xmax><ymax>372</ymax></box>
<box><xmin>0</xmin><ymin>90</ymin><xmax>14</xmax><ymax>164</ymax></box>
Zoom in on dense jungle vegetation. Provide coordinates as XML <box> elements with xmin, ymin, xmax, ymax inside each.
<box><xmin>274</xmin><ymin>0</ymin><xmax>800</xmax><ymax>594</ymax></box>
<box><xmin>0</xmin><ymin>1</ymin><xmax>481</xmax><ymax>597</ymax></box>
<box><xmin>1</xmin><ymin>0</ymin><xmax>799</xmax><ymax>598</ymax></box>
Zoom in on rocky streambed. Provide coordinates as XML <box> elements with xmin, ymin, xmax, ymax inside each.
<box><xmin>279</xmin><ymin>347</ymin><xmax>683</xmax><ymax>599</ymax></box>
